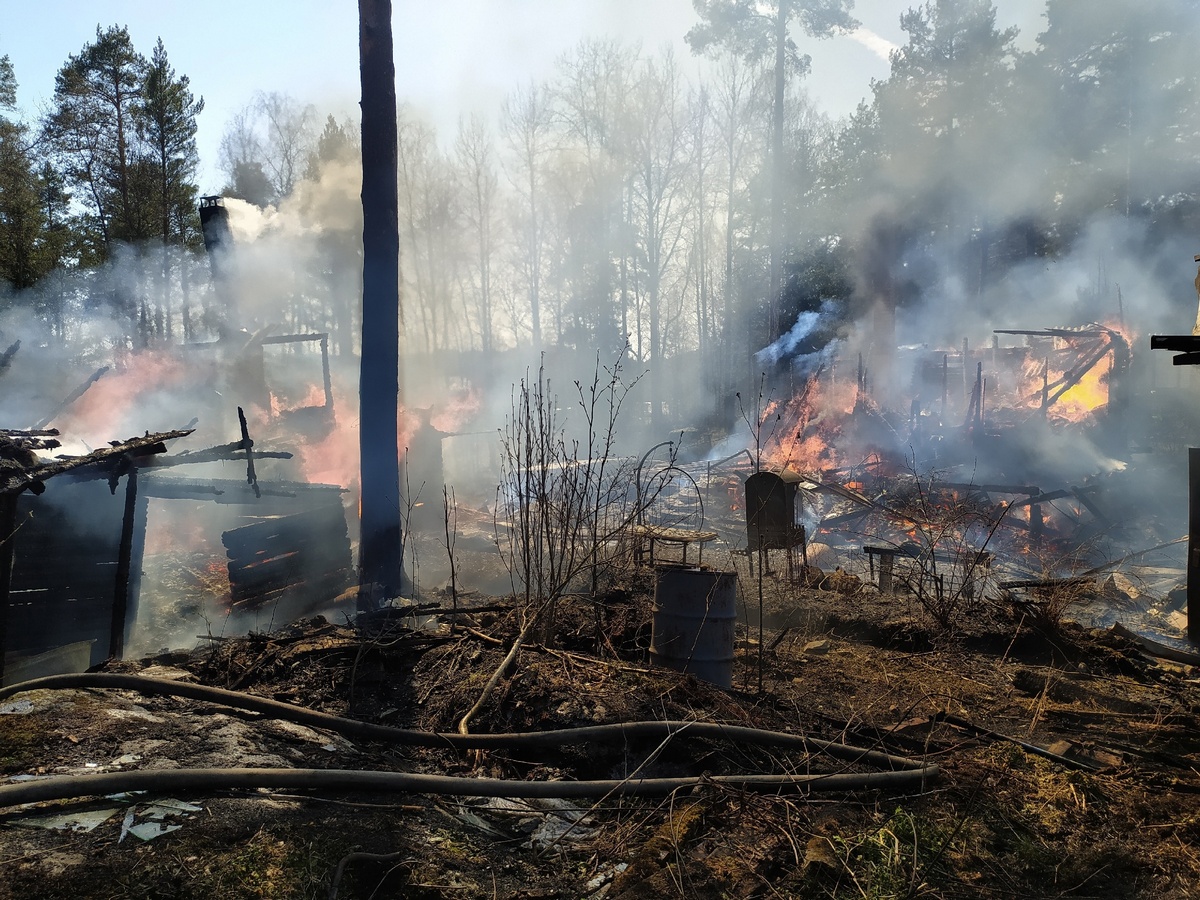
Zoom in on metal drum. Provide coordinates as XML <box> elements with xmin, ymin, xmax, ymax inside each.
<box><xmin>649</xmin><ymin>566</ymin><xmax>737</xmax><ymax>688</ymax></box>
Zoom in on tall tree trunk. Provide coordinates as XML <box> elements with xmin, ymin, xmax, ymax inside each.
<box><xmin>769</xmin><ymin>0</ymin><xmax>787</xmax><ymax>343</ymax></box>
<box><xmin>358</xmin><ymin>0</ymin><xmax>404</xmax><ymax>602</ymax></box>
<box><xmin>528</xmin><ymin>157</ymin><xmax>542</xmax><ymax>351</ymax></box>
<box><xmin>725</xmin><ymin>115</ymin><xmax>738</xmax><ymax>415</ymax></box>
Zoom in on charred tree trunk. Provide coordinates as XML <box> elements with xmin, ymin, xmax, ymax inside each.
<box><xmin>358</xmin><ymin>0</ymin><xmax>404</xmax><ymax>602</ymax></box>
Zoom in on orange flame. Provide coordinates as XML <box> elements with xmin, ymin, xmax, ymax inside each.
<box><xmin>761</xmin><ymin>373</ymin><xmax>859</xmax><ymax>473</ymax></box>
<box><xmin>1015</xmin><ymin>322</ymin><xmax>1131</xmax><ymax>424</ymax></box>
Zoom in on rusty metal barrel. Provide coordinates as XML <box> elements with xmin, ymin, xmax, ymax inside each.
<box><xmin>649</xmin><ymin>566</ymin><xmax>737</xmax><ymax>688</ymax></box>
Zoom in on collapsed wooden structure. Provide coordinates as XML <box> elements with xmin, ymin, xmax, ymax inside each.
<box><xmin>0</xmin><ymin>423</ymin><xmax>354</xmax><ymax>685</ymax></box>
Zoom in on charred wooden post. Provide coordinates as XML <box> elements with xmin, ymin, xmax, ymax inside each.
<box><xmin>1149</xmin><ymin>307</ymin><xmax>1200</xmax><ymax>642</ymax></box>
<box><xmin>1191</xmin><ymin>448</ymin><xmax>1200</xmax><ymax>643</ymax></box>
<box><xmin>237</xmin><ymin>406</ymin><xmax>260</xmax><ymax>499</ymax></box>
<box><xmin>320</xmin><ymin>335</ymin><xmax>333</xmax><ymax>410</ymax></box>
<box><xmin>941</xmin><ymin>353</ymin><xmax>948</xmax><ymax>425</ymax></box>
<box><xmin>877</xmin><ymin>550</ymin><xmax>894</xmax><ymax>593</ymax></box>
<box><xmin>109</xmin><ymin>467</ymin><xmax>142</xmax><ymax>659</ymax></box>
<box><xmin>855</xmin><ymin>353</ymin><xmax>864</xmax><ymax>411</ymax></box>
<box><xmin>977</xmin><ymin>363</ymin><xmax>984</xmax><ymax>425</ymax></box>
<box><xmin>259</xmin><ymin>332</ymin><xmax>335</xmax><ymax>415</ymax></box>
<box><xmin>964</xmin><ymin>361</ymin><xmax>983</xmax><ymax>428</ymax></box>
<box><xmin>1041</xmin><ymin>358</ymin><xmax>1049</xmax><ymax>416</ymax></box>
<box><xmin>0</xmin><ymin>494</ymin><xmax>16</xmax><ymax>683</ymax></box>
<box><xmin>962</xmin><ymin>337</ymin><xmax>969</xmax><ymax>400</ymax></box>
<box><xmin>1029</xmin><ymin>501</ymin><xmax>1043</xmax><ymax>545</ymax></box>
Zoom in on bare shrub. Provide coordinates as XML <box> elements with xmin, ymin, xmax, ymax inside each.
<box><xmin>493</xmin><ymin>347</ymin><xmax>642</xmax><ymax>645</ymax></box>
<box><xmin>886</xmin><ymin>465</ymin><xmax>1011</xmax><ymax>629</ymax></box>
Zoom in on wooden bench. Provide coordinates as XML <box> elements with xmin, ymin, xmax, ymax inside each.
<box><xmin>863</xmin><ymin>544</ymin><xmax>992</xmax><ymax>596</ymax></box>
<box><xmin>631</xmin><ymin>525</ymin><xmax>718</xmax><ymax>567</ymax></box>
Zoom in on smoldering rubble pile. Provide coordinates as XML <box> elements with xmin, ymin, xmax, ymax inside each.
<box><xmin>1</xmin><ymin>570</ymin><xmax>1198</xmax><ymax>899</ymax></box>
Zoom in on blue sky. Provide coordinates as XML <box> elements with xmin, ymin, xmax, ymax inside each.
<box><xmin>0</xmin><ymin>1</ymin><xmax>1044</xmax><ymax>194</ymax></box>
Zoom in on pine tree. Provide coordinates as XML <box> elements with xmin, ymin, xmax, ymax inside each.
<box><xmin>139</xmin><ymin>38</ymin><xmax>204</xmax><ymax>247</ymax></box>
<box><xmin>0</xmin><ymin>55</ymin><xmax>51</xmax><ymax>294</ymax></box>
<box><xmin>44</xmin><ymin>25</ymin><xmax>150</xmax><ymax>251</ymax></box>
<box><xmin>687</xmin><ymin>0</ymin><xmax>857</xmax><ymax>341</ymax></box>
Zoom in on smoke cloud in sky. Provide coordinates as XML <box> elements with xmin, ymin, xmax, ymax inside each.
<box><xmin>845</xmin><ymin>27</ymin><xmax>899</xmax><ymax>60</ymax></box>
<box><xmin>757</xmin><ymin>299</ymin><xmax>840</xmax><ymax>368</ymax></box>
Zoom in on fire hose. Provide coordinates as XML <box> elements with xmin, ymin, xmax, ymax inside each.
<box><xmin>0</xmin><ymin>673</ymin><xmax>938</xmax><ymax>807</ymax></box>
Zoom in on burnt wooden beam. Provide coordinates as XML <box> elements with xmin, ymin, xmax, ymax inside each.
<box><xmin>1071</xmin><ymin>487</ymin><xmax>1111</xmax><ymax>527</ymax></box>
<box><xmin>228</xmin><ymin>542</ymin><xmax>351</xmax><ymax>578</ymax></box>
<box><xmin>1</xmin><ymin>429</ymin><xmax>193</xmax><ymax>496</ymax></box>
<box><xmin>141</xmin><ymin>441</ymin><xmax>293</xmax><ymax>468</ymax></box>
<box><xmin>994</xmin><ymin>328</ymin><xmax>1109</xmax><ymax>339</ymax></box>
<box><xmin>1150</xmin><ymin>334</ymin><xmax>1200</xmax><ymax>352</ymax></box>
<box><xmin>1150</xmin><ymin>335</ymin><xmax>1200</xmax><ymax>366</ymax></box>
<box><xmin>1010</xmin><ymin>489</ymin><xmax>1074</xmax><ymax>508</ymax></box>
<box><xmin>0</xmin><ymin>429</ymin><xmax>61</xmax><ymax>453</ymax></box>
<box><xmin>0</xmin><ymin>340</ymin><xmax>19</xmax><ymax>376</ymax></box>
<box><xmin>999</xmin><ymin>576</ymin><xmax>1095</xmax><ymax>590</ymax></box>
<box><xmin>230</xmin><ymin>569</ymin><xmax>353</xmax><ymax>610</ymax></box>
<box><xmin>34</xmin><ymin>366</ymin><xmax>109</xmax><ymax>429</ymax></box>
<box><xmin>139</xmin><ymin>475</ymin><xmax>345</xmax><ymax>502</ymax></box>
<box><xmin>260</xmin><ymin>332</ymin><xmax>328</xmax><ymax>344</ymax></box>
<box><xmin>222</xmin><ymin>505</ymin><xmax>349</xmax><ymax>546</ymax></box>
<box><xmin>1044</xmin><ymin>340</ymin><xmax>1113</xmax><ymax>408</ymax></box>
<box><xmin>129</xmin><ymin>480</ymin><xmax>223</xmax><ymax>500</ymax></box>
<box><xmin>932</xmin><ymin>482</ymin><xmax>1041</xmax><ymax>495</ymax></box>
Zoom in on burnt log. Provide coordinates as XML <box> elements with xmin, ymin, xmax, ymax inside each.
<box><xmin>222</xmin><ymin>501</ymin><xmax>352</xmax><ymax>610</ymax></box>
<box><xmin>230</xmin><ymin>571</ymin><xmax>354</xmax><ymax>611</ymax></box>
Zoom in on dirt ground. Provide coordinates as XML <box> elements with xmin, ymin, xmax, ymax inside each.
<box><xmin>2</xmin><ymin>530</ymin><xmax>1199</xmax><ymax>899</ymax></box>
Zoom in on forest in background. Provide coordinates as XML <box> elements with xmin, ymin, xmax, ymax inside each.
<box><xmin>1</xmin><ymin>0</ymin><xmax>1198</xmax><ymax>433</ymax></box>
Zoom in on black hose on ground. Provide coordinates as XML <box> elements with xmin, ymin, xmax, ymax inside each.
<box><xmin>0</xmin><ymin>765</ymin><xmax>937</xmax><ymax>809</ymax></box>
<box><xmin>0</xmin><ymin>673</ymin><xmax>925</xmax><ymax>772</ymax></box>
<box><xmin>0</xmin><ymin>673</ymin><xmax>939</xmax><ymax>809</ymax></box>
